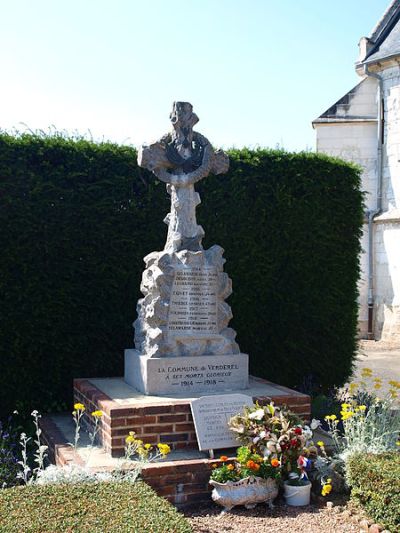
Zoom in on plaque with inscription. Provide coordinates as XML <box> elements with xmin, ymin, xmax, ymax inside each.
<box><xmin>190</xmin><ymin>394</ymin><xmax>254</xmax><ymax>451</ymax></box>
<box><xmin>168</xmin><ymin>266</ymin><xmax>218</xmax><ymax>337</ymax></box>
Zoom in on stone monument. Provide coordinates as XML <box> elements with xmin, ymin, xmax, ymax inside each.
<box><xmin>124</xmin><ymin>102</ymin><xmax>249</xmax><ymax>394</ymax></box>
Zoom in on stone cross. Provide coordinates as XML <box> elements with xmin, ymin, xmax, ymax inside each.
<box><xmin>138</xmin><ymin>101</ymin><xmax>229</xmax><ymax>252</ymax></box>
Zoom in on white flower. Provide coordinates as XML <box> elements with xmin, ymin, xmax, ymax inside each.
<box><xmin>253</xmin><ymin>436</ymin><xmax>260</xmax><ymax>444</ymax></box>
<box><xmin>248</xmin><ymin>409</ymin><xmax>264</xmax><ymax>421</ymax></box>
<box><xmin>263</xmin><ymin>449</ymin><xmax>272</xmax><ymax>458</ymax></box>
<box><xmin>259</xmin><ymin>430</ymin><xmax>266</xmax><ymax>439</ymax></box>
<box><xmin>31</xmin><ymin>410</ymin><xmax>39</xmax><ymax>417</ymax></box>
<box><xmin>311</xmin><ymin>418</ymin><xmax>322</xmax><ymax>430</ymax></box>
<box><xmin>303</xmin><ymin>426</ymin><xmax>313</xmax><ymax>440</ymax></box>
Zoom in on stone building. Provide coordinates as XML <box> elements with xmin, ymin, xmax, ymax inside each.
<box><xmin>313</xmin><ymin>0</ymin><xmax>400</xmax><ymax>343</ymax></box>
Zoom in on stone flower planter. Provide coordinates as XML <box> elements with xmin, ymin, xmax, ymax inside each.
<box><xmin>209</xmin><ymin>476</ymin><xmax>279</xmax><ymax>511</ymax></box>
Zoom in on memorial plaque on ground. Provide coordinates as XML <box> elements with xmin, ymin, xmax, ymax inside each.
<box><xmin>190</xmin><ymin>393</ymin><xmax>254</xmax><ymax>451</ymax></box>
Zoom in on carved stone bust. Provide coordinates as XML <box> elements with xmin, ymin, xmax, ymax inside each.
<box><xmin>138</xmin><ymin>102</ymin><xmax>229</xmax><ymax>252</ymax></box>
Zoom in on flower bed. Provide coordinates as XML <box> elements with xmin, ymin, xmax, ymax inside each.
<box><xmin>346</xmin><ymin>452</ymin><xmax>400</xmax><ymax>532</ymax></box>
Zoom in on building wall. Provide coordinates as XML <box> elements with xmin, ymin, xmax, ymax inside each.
<box><xmin>374</xmin><ymin>64</ymin><xmax>400</xmax><ymax>342</ymax></box>
<box><xmin>315</xmin><ymin>65</ymin><xmax>400</xmax><ymax>342</ymax></box>
<box><xmin>315</xmin><ymin>120</ymin><xmax>378</xmax><ymax>338</ymax></box>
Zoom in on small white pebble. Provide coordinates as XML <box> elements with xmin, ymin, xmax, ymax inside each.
<box><xmin>326</xmin><ymin>501</ymin><xmax>333</xmax><ymax>509</ymax></box>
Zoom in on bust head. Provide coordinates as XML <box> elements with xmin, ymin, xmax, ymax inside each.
<box><xmin>170</xmin><ymin>102</ymin><xmax>199</xmax><ymax>147</ymax></box>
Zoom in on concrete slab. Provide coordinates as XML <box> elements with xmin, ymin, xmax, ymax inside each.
<box><xmin>89</xmin><ymin>375</ymin><xmax>302</xmax><ymax>405</ymax></box>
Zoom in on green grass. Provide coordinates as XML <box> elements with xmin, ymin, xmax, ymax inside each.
<box><xmin>0</xmin><ymin>481</ymin><xmax>192</xmax><ymax>532</ymax></box>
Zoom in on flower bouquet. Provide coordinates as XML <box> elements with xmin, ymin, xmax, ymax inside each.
<box><xmin>228</xmin><ymin>402</ymin><xmax>317</xmax><ymax>506</ymax></box>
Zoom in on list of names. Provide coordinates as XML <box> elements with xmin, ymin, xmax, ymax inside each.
<box><xmin>168</xmin><ymin>266</ymin><xmax>218</xmax><ymax>336</ymax></box>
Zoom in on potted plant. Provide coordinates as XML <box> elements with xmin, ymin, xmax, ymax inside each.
<box><xmin>209</xmin><ymin>446</ymin><xmax>280</xmax><ymax>511</ymax></box>
<box><xmin>282</xmin><ymin>456</ymin><xmax>312</xmax><ymax>506</ymax></box>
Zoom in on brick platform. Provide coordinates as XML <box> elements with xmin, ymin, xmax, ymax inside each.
<box><xmin>40</xmin><ymin>377</ymin><xmax>311</xmax><ymax>508</ymax></box>
<box><xmin>73</xmin><ymin>376</ymin><xmax>311</xmax><ymax>458</ymax></box>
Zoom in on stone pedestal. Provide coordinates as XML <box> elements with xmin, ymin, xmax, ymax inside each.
<box><xmin>124</xmin><ymin>349</ymin><xmax>248</xmax><ymax>395</ymax></box>
<box><xmin>128</xmin><ymin>246</ymin><xmax>248</xmax><ymax>395</ymax></box>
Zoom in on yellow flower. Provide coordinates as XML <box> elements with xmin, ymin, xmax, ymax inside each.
<box><xmin>341</xmin><ymin>411</ymin><xmax>354</xmax><ymax>421</ymax></box>
<box><xmin>389</xmin><ymin>389</ymin><xmax>398</xmax><ymax>399</ymax></box>
<box><xmin>317</xmin><ymin>441</ymin><xmax>325</xmax><ymax>447</ymax></box>
<box><xmin>388</xmin><ymin>380</ymin><xmax>400</xmax><ymax>389</ymax></box>
<box><xmin>125</xmin><ymin>435</ymin><xmax>135</xmax><ymax>444</ymax></box>
<box><xmin>361</xmin><ymin>367</ymin><xmax>373</xmax><ymax>377</ymax></box>
<box><xmin>91</xmin><ymin>410</ymin><xmax>103</xmax><ymax>418</ymax></box>
<box><xmin>341</xmin><ymin>403</ymin><xmax>351</xmax><ymax>410</ymax></box>
<box><xmin>348</xmin><ymin>382</ymin><xmax>358</xmax><ymax>392</ymax></box>
<box><xmin>157</xmin><ymin>443</ymin><xmax>171</xmax><ymax>456</ymax></box>
<box><xmin>73</xmin><ymin>403</ymin><xmax>85</xmax><ymax>411</ymax></box>
<box><xmin>358</xmin><ymin>405</ymin><xmax>366</xmax><ymax>411</ymax></box>
<box><xmin>373</xmin><ymin>377</ymin><xmax>382</xmax><ymax>383</ymax></box>
<box><xmin>396</xmin><ymin>441</ymin><xmax>400</xmax><ymax>447</ymax></box>
<box><xmin>374</xmin><ymin>383</ymin><xmax>382</xmax><ymax>390</ymax></box>
<box><xmin>144</xmin><ymin>443</ymin><xmax>152</xmax><ymax>450</ymax></box>
<box><xmin>324</xmin><ymin>414</ymin><xmax>337</xmax><ymax>421</ymax></box>
<box><xmin>227</xmin><ymin>464</ymin><xmax>235</xmax><ymax>471</ymax></box>
<box><xmin>321</xmin><ymin>483</ymin><xmax>332</xmax><ymax>496</ymax></box>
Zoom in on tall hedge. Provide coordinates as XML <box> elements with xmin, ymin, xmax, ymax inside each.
<box><xmin>0</xmin><ymin>133</ymin><xmax>363</xmax><ymax>419</ymax></box>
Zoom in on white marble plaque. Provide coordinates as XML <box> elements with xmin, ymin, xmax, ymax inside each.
<box><xmin>191</xmin><ymin>393</ymin><xmax>254</xmax><ymax>451</ymax></box>
<box><xmin>168</xmin><ymin>266</ymin><xmax>218</xmax><ymax>337</ymax></box>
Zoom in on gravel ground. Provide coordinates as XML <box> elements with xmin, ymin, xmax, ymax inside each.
<box><xmin>185</xmin><ymin>498</ymin><xmax>369</xmax><ymax>533</ymax></box>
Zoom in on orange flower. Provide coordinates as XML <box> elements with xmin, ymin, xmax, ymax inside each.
<box><xmin>227</xmin><ymin>464</ymin><xmax>235</xmax><ymax>471</ymax></box>
<box><xmin>246</xmin><ymin>460</ymin><xmax>260</xmax><ymax>471</ymax></box>
<box><xmin>220</xmin><ymin>455</ymin><xmax>228</xmax><ymax>462</ymax></box>
<box><xmin>212</xmin><ymin>463</ymin><xmax>217</xmax><ymax>469</ymax></box>
<box><xmin>271</xmin><ymin>458</ymin><xmax>280</xmax><ymax>467</ymax></box>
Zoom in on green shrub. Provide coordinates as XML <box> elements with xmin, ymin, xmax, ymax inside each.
<box><xmin>0</xmin><ymin>133</ymin><xmax>363</xmax><ymax>419</ymax></box>
<box><xmin>0</xmin><ymin>480</ymin><xmax>192</xmax><ymax>532</ymax></box>
<box><xmin>347</xmin><ymin>452</ymin><xmax>400</xmax><ymax>531</ymax></box>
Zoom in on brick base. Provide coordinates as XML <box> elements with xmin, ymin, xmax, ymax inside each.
<box><xmin>73</xmin><ymin>376</ymin><xmax>311</xmax><ymax>458</ymax></box>
<box><xmin>41</xmin><ymin>376</ymin><xmax>310</xmax><ymax>508</ymax></box>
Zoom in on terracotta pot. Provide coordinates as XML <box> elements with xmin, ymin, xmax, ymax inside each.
<box><xmin>209</xmin><ymin>476</ymin><xmax>279</xmax><ymax>511</ymax></box>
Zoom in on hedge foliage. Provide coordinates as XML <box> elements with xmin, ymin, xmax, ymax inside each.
<box><xmin>0</xmin><ymin>480</ymin><xmax>192</xmax><ymax>532</ymax></box>
<box><xmin>347</xmin><ymin>453</ymin><xmax>400</xmax><ymax>531</ymax></box>
<box><xmin>0</xmin><ymin>133</ymin><xmax>363</xmax><ymax>419</ymax></box>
